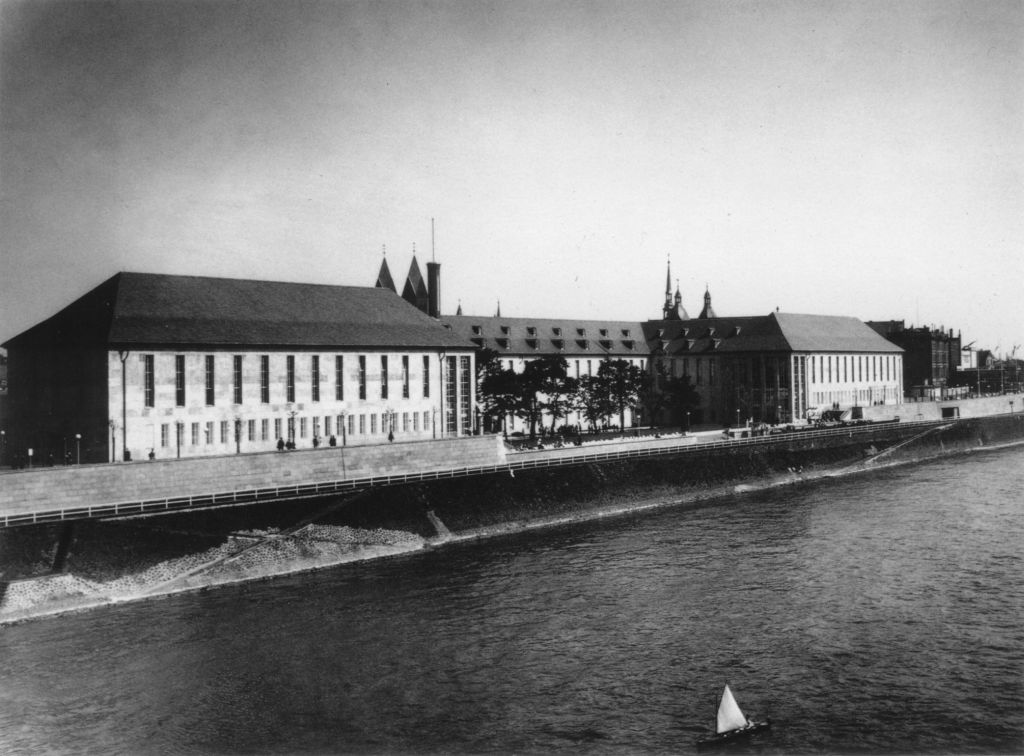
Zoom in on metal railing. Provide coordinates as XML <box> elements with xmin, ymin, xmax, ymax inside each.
<box><xmin>0</xmin><ymin>417</ymin><xmax>952</xmax><ymax>528</ymax></box>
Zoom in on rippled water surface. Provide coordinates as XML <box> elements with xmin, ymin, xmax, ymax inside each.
<box><xmin>2</xmin><ymin>447</ymin><xmax>1023</xmax><ymax>754</ymax></box>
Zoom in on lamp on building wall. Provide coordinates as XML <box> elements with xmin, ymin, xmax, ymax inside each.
<box><xmin>75</xmin><ymin>433</ymin><xmax>81</xmax><ymax>465</ymax></box>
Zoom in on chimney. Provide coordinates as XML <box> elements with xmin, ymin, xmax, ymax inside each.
<box><xmin>427</xmin><ymin>262</ymin><xmax>441</xmax><ymax>318</ymax></box>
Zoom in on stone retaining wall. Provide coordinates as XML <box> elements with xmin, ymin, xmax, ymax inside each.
<box><xmin>0</xmin><ymin>435</ymin><xmax>506</xmax><ymax>519</ymax></box>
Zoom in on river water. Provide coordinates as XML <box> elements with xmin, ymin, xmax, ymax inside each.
<box><xmin>1</xmin><ymin>446</ymin><xmax>1022</xmax><ymax>754</ymax></box>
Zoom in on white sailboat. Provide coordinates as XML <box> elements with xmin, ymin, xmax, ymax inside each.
<box><xmin>697</xmin><ymin>684</ymin><xmax>771</xmax><ymax>749</ymax></box>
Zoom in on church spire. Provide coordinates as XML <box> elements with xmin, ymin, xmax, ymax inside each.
<box><xmin>661</xmin><ymin>260</ymin><xmax>688</xmax><ymax>320</ymax></box>
<box><xmin>698</xmin><ymin>285</ymin><xmax>717</xmax><ymax>319</ymax></box>
<box><xmin>374</xmin><ymin>245</ymin><xmax>396</xmax><ymax>292</ymax></box>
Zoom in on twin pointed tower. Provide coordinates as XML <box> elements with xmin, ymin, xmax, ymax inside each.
<box><xmin>661</xmin><ymin>256</ymin><xmax>716</xmax><ymax>320</ymax></box>
<box><xmin>375</xmin><ymin>246</ymin><xmax>441</xmax><ymax>318</ymax></box>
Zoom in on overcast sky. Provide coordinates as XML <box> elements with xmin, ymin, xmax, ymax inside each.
<box><xmin>2</xmin><ymin>0</ymin><xmax>1021</xmax><ymax>353</ymax></box>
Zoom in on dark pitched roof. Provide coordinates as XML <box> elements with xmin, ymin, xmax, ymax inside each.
<box><xmin>444</xmin><ymin>315</ymin><xmax>649</xmax><ymax>358</ymax></box>
<box><xmin>643</xmin><ymin>313</ymin><xmax>903</xmax><ymax>356</ymax></box>
<box><xmin>6</xmin><ymin>273</ymin><xmax>472</xmax><ymax>350</ymax></box>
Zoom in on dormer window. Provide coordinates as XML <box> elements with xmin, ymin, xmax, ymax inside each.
<box><xmin>578</xmin><ymin>339</ymin><xmax>590</xmax><ymax>350</ymax></box>
<box><xmin>552</xmin><ymin>327</ymin><xmax>562</xmax><ymax>336</ymax></box>
<box><xmin>623</xmin><ymin>339</ymin><xmax>635</xmax><ymax>350</ymax></box>
<box><xmin>552</xmin><ymin>338</ymin><xmax>565</xmax><ymax>351</ymax></box>
<box><xmin>599</xmin><ymin>328</ymin><xmax>608</xmax><ymax>337</ymax></box>
<box><xmin>656</xmin><ymin>328</ymin><xmax>665</xmax><ymax>338</ymax></box>
<box><xmin>680</xmin><ymin>327</ymin><xmax>689</xmax><ymax>337</ymax></box>
<box><xmin>577</xmin><ymin>327</ymin><xmax>586</xmax><ymax>337</ymax></box>
<box><xmin>495</xmin><ymin>337</ymin><xmax>510</xmax><ymax>350</ymax></box>
<box><xmin>471</xmin><ymin>325</ymin><xmax>482</xmax><ymax>335</ymax></box>
<box><xmin>732</xmin><ymin>326</ymin><xmax>742</xmax><ymax>337</ymax></box>
<box><xmin>526</xmin><ymin>338</ymin><xmax>539</xmax><ymax>351</ymax></box>
<box><xmin>705</xmin><ymin>327</ymin><xmax>716</xmax><ymax>337</ymax></box>
<box><xmin>712</xmin><ymin>338</ymin><xmax>722</xmax><ymax>349</ymax></box>
<box><xmin>621</xmin><ymin>328</ymin><xmax>631</xmax><ymax>337</ymax></box>
<box><xmin>471</xmin><ymin>337</ymin><xmax>484</xmax><ymax>347</ymax></box>
<box><xmin>500</xmin><ymin>325</ymin><xmax>510</xmax><ymax>335</ymax></box>
<box><xmin>599</xmin><ymin>339</ymin><xmax>612</xmax><ymax>350</ymax></box>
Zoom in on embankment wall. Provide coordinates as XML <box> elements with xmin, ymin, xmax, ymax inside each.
<box><xmin>0</xmin><ymin>435</ymin><xmax>505</xmax><ymax>518</ymax></box>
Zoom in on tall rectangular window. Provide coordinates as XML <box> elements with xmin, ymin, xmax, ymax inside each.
<box><xmin>274</xmin><ymin>418</ymin><xmax>282</xmax><ymax>441</ymax></box>
<box><xmin>220</xmin><ymin>421</ymin><xmax>229</xmax><ymax>444</ymax></box>
<box><xmin>300</xmin><ymin>417</ymin><xmax>308</xmax><ymax>438</ymax></box>
<box><xmin>335</xmin><ymin>356</ymin><xmax>344</xmax><ymax>400</ymax></box>
<box><xmin>144</xmin><ymin>354</ymin><xmax>155</xmax><ymax>408</ymax></box>
<box><xmin>358</xmin><ymin>356</ymin><xmax>367</xmax><ymax>399</ymax></box>
<box><xmin>371</xmin><ymin>414</ymin><xmax>377</xmax><ymax>434</ymax></box>
<box><xmin>311</xmin><ymin>355</ymin><xmax>320</xmax><ymax>402</ymax></box>
<box><xmin>402</xmin><ymin>356</ymin><xmax>410</xmax><ymax>398</ymax></box>
<box><xmin>205</xmin><ymin>421</ymin><xmax>213</xmax><ymax>444</ymax></box>
<box><xmin>160</xmin><ymin>424</ymin><xmax>169</xmax><ymax>448</ymax></box>
<box><xmin>191</xmin><ymin>422</ymin><xmax>199</xmax><ymax>445</ymax></box>
<box><xmin>381</xmin><ymin>355</ymin><xmax>389</xmax><ymax>399</ymax></box>
<box><xmin>233</xmin><ymin>355</ymin><xmax>243</xmax><ymax>404</ymax></box>
<box><xmin>324</xmin><ymin>416</ymin><xmax>332</xmax><ymax>437</ymax></box>
<box><xmin>348</xmin><ymin>415</ymin><xmax>355</xmax><ymax>437</ymax></box>
<box><xmin>175</xmin><ymin>355</ymin><xmax>186</xmax><ymax>406</ymax></box>
<box><xmin>422</xmin><ymin>355</ymin><xmax>430</xmax><ymax>397</ymax></box>
<box><xmin>359</xmin><ymin>414</ymin><xmax>365</xmax><ymax>434</ymax></box>
<box><xmin>261</xmin><ymin>419</ymin><xmax>269</xmax><ymax>441</ymax></box>
<box><xmin>286</xmin><ymin>355</ymin><xmax>295</xmax><ymax>402</ymax></box>
<box><xmin>205</xmin><ymin>355</ymin><xmax>215</xmax><ymax>406</ymax></box>
<box><xmin>260</xmin><ymin>355</ymin><xmax>270</xmax><ymax>403</ymax></box>
<box><xmin>247</xmin><ymin>419</ymin><xmax>256</xmax><ymax>442</ymax></box>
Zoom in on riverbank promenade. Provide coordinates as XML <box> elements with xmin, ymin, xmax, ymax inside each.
<box><xmin>1</xmin><ymin>393</ymin><xmax>1021</xmax><ymax>528</ymax></box>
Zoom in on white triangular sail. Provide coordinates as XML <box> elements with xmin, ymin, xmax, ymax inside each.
<box><xmin>716</xmin><ymin>685</ymin><xmax>749</xmax><ymax>734</ymax></box>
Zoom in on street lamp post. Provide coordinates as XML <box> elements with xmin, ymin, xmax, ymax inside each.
<box><xmin>0</xmin><ymin>429</ymin><xmax>5</xmax><ymax>466</ymax></box>
<box><xmin>685</xmin><ymin>411</ymin><xmax>690</xmax><ymax>434</ymax></box>
<box><xmin>736</xmin><ymin>408</ymin><xmax>740</xmax><ymax>427</ymax></box>
<box><xmin>75</xmin><ymin>433</ymin><xmax>81</xmax><ymax>465</ymax></box>
<box><xmin>119</xmin><ymin>350</ymin><xmax>130</xmax><ymax>461</ymax></box>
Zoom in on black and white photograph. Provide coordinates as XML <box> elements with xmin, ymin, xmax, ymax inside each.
<box><xmin>1</xmin><ymin>1</ymin><xmax>1021</xmax><ymax>753</ymax></box>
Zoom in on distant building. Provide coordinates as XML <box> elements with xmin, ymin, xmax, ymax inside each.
<box><xmin>867</xmin><ymin>321</ymin><xmax>961</xmax><ymax>398</ymax></box>
<box><xmin>3</xmin><ymin>272</ymin><xmax>475</xmax><ymax>464</ymax></box>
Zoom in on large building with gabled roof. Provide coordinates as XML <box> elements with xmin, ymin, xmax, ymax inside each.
<box><xmin>3</xmin><ymin>272</ymin><xmax>476</xmax><ymax>463</ymax></box>
<box><xmin>645</xmin><ymin>310</ymin><xmax>904</xmax><ymax>426</ymax></box>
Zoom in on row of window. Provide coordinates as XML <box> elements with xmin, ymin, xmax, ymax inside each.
<box><xmin>142</xmin><ymin>353</ymin><xmax>432</xmax><ymax>409</ymax></box>
<box><xmin>809</xmin><ymin>354</ymin><xmax>898</xmax><ymax>386</ymax></box>
<box><xmin>157</xmin><ymin>410</ymin><xmax>435</xmax><ymax>448</ymax></box>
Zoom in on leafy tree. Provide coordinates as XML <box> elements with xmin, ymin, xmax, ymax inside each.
<box><xmin>598</xmin><ymin>359</ymin><xmax>645</xmax><ymax>431</ymax></box>
<box><xmin>663</xmin><ymin>373</ymin><xmax>701</xmax><ymax>430</ymax></box>
<box><xmin>638</xmin><ymin>362</ymin><xmax>670</xmax><ymax>426</ymax></box>
<box><xmin>573</xmin><ymin>373</ymin><xmax>613</xmax><ymax>431</ymax></box>
<box><xmin>477</xmin><ymin>348</ymin><xmax>519</xmax><ymax>434</ymax></box>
